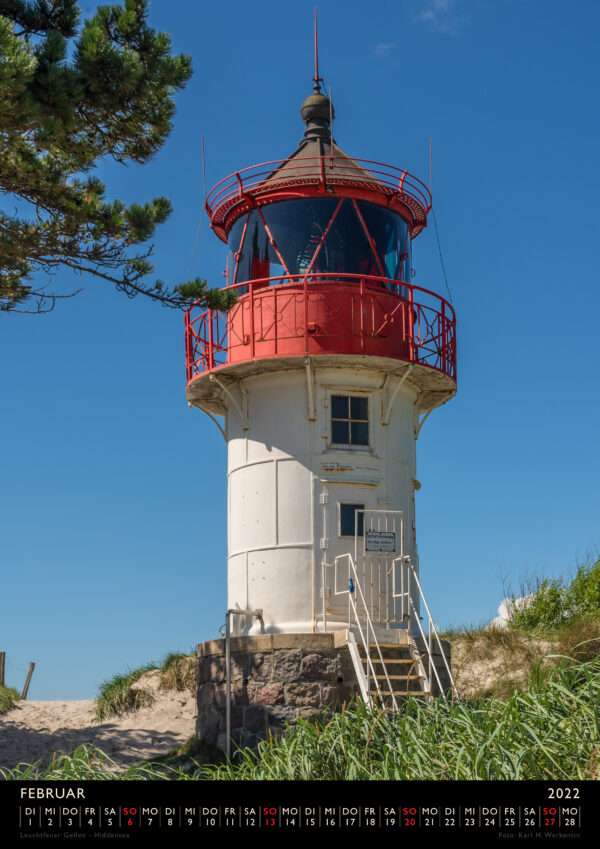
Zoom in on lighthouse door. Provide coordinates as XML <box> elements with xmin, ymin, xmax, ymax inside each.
<box><xmin>354</xmin><ymin>509</ymin><xmax>404</xmax><ymax>629</ymax></box>
<box><xmin>320</xmin><ymin>496</ymin><xmax>405</xmax><ymax>631</ymax></box>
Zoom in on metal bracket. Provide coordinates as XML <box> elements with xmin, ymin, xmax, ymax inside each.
<box><xmin>415</xmin><ymin>408</ymin><xmax>432</xmax><ymax>439</ymax></box>
<box><xmin>381</xmin><ymin>366</ymin><xmax>413</xmax><ymax>425</ymax></box>
<box><xmin>304</xmin><ymin>357</ymin><xmax>317</xmax><ymax>421</ymax></box>
<box><xmin>203</xmin><ymin>410</ymin><xmax>227</xmax><ymax>441</ymax></box>
<box><xmin>209</xmin><ymin>374</ymin><xmax>249</xmax><ymax>430</ymax></box>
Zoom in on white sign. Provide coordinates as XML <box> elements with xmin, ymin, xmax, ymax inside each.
<box><xmin>365</xmin><ymin>530</ymin><xmax>397</xmax><ymax>553</ymax></box>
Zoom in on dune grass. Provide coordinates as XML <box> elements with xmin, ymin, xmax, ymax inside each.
<box><xmin>159</xmin><ymin>653</ymin><xmax>196</xmax><ymax>692</ymax></box>
<box><xmin>201</xmin><ymin>655</ymin><xmax>600</xmax><ymax>781</ymax></box>
<box><xmin>95</xmin><ymin>664</ymin><xmax>160</xmax><ymax>721</ymax></box>
<box><xmin>94</xmin><ymin>652</ymin><xmax>196</xmax><ymax>721</ymax></box>
<box><xmin>0</xmin><ymin>685</ymin><xmax>19</xmax><ymax>716</ymax></box>
<box><xmin>4</xmin><ymin>655</ymin><xmax>599</xmax><ymax>781</ymax></box>
<box><xmin>510</xmin><ymin>558</ymin><xmax>600</xmax><ymax>633</ymax></box>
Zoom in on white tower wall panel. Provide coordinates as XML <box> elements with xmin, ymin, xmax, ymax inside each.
<box><xmin>226</xmin><ymin>365</ymin><xmax>420</xmax><ymax>634</ymax></box>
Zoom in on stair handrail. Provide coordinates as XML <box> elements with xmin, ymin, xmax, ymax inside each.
<box><xmin>346</xmin><ymin>631</ymin><xmax>370</xmax><ymax>705</ymax></box>
<box><xmin>334</xmin><ymin>553</ymin><xmax>399</xmax><ymax>711</ymax></box>
<box><xmin>393</xmin><ymin>555</ymin><xmax>459</xmax><ymax>700</ymax></box>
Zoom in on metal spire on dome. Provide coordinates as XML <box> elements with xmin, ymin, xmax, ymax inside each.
<box><xmin>300</xmin><ymin>9</ymin><xmax>334</xmax><ymax>143</ymax></box>
<box><xmin>312</xmin><ymin>8</ymin><xmax>323</xmax><ymax>94</ymax></box>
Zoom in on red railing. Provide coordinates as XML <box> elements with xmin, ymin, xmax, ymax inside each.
<box><xmin>205</xmin><ymin>156</ymin><xmax>432</xmax><ymax>237</ymax></box>
<box><xmin>185</xmin><ymin>274</ymin><xmax>456</xmax><ymax>385</ymax></box>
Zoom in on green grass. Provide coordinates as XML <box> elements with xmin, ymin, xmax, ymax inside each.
<box><xmin>0</xmin><ymin>685</ymin><xmax>19</xmax><ymax>715</ymax></box>
<box><xmin>510</xmin><ymin>558</ymin><xmax>600</xmax><ymax>633</ymax></box>
<box><xmin>95</xmin><ymin>664</ymin><xmax>159</xmax><ymax>721</ymax></box>
<box><xmin>4</xmin><ymin>655</ymin><xmax>600</xmax><ymax>781</ymax></box>
<box><xmin>440</xmin><ymin>562</ymin><xmax>600</xmax><ymax>700</ymax></box>
<box><xmin>201</xmin><ymin>656</ymin><xmax>600</xmax><ymax>781</ymax></box>
<box><xmin>159</xmin><ymin>653</ymin><xmax>196</xmax><ymax>692</ymax></box>
<box><xmin>94</xmin><ymin>652</ymin><xmax>196</xmax><ymax>721</ymax></box>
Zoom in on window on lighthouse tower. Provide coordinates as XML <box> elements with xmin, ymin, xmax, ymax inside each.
<box><xmin>340</xmin><ymin>503</ymin><xmax>365</xmax><ymax>537</ymax></box>
<box><xmin>331</xmin><ymin>394</ymin><xmax>369</xmax><ymax>447</ymax></box>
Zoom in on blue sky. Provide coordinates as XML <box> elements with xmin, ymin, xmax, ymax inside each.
<box><xmin>2</xmin><ymin>0</ymin><xmax>599</xmax><ymax>699</ymax></box>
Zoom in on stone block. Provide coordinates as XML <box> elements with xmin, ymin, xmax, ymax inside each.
<box><xmin>300</xmin><ymin>652</ymin><xmax>339</xmax><ymax>680</ymax></box>
<box><xmin>296</xmin><ymin>706</ymin><xmax>324</xmax><ymax>722</ymax></box>
<box><xmin>270</xmin><ymin>633</ymin><xmax>335</xmax><ymax>651</ymax></box>
<box><xmin>320</xmin><ymin>684</ymin><xmax>347</xmax><ymax>706</ymax></box>
<box><xmin>249</xmin><ymin>682</ymin><xmax>284</xmax><ymax>705</ymax></box>
<box><xmin>273</xmin><ymin>649</ymin><xmax>302</xmax><ymax>680</ymax></box>
<box><xmin>243</xmin><ymin>705</ymin><xmax>267</xmax><ymax>734</ymax></box>
<box><xmin>264</xmin><ymin>704</ymin><xmax>296</xmax><ymax>729</ymax></box>
<box><xmin>249</xmin><ymin>652</ymin><xmax>273</xmax><ymax>680</ymax></box>
<box><xmin>197</xmin><ymin>683</ymin><xmax>217</xmax><ymax>710</ymax></box>
<box><xmin>197</xmin><ymin>704</ymin><xmax>221</xmax><ymax>744</ymax></box>
<box><xmin>284</xmin><ymin>682</ymin><xmax>321</xmax><ymax>708</ymax></box>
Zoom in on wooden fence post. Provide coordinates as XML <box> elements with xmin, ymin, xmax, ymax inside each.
<box><xmin>0</xmin><ymin>652</ymin><xmax>5</xmax><ymax>688</ymax></box>
<box><xmin>20</xmin><ymin>662</ymin><xmax>35</xmax><ymax>700</ymax></box>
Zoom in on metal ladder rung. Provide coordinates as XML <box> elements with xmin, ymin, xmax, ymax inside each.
<box><xmin>372</xmin><ymin>674</ymin><xmax>424</xmax><ymax>680</ymax></box>
<box><xmin>365</xmin><ymin>658</ymin><xmax>414</xmax><ymax>664</ymax></box>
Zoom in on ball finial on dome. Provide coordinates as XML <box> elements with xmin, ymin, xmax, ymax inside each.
<box><xmin>300</xmin><ymin>9</ymin><xmax>335</xmax><ymax>142</ymax></box>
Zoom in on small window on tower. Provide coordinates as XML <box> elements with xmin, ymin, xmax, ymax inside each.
<box><xmin>331</xmin><ymin>394</ymin><xmax>369</xmax><ymax>446</ymax></box>
<box><xmin>340</xmin><ymin>504</ymin><xmax>365</xmax><ymax>537</ymax></box>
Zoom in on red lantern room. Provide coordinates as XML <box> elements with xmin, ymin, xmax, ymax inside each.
<box><xmin>185</xmin><ymin>70</ymin><xmax>456</xmax><ymax>410</ymax></box>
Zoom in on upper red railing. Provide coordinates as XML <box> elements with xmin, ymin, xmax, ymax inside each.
<box><xmin>205</xmin><ymin>157</ymin><xmax>432</xmax><ymax>240</ymax></box>
<box><xmin>185</xmin><ymin>274</ymin><xmax>456</xmax><ymax>385</ymax></box>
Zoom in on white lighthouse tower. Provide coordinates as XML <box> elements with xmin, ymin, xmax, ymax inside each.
<box><xmin>188</xmin><ymin>46</ymin><xmax>456</xmax><ymax>717</ymax></box>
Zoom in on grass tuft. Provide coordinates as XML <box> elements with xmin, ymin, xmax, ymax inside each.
<box><xmin>94</xmin><ymin>651</ymin><xmax>196</xmax><ymax>721</ymax></box>
<box><xmin>0</xmin><ymin>685</ymin><xmax>19</xmax><ymax>715</ymax></box>
<box><xmin>510</xmin><ymin>559</ymin><xmax>600</xmax><ymax>633</ymax></box>
<box><xmin>159</xmin><ymin>653</ymin><xmax>196</xmax><ymax>692</ymax></box>
<box><xmin>95</xmin><ymin>664</ymin><xmax>158</xmax><ymax>721</ymax></box>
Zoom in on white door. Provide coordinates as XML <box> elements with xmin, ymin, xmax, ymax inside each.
<box><xmin>319</xmin><ymin>488</ymin><xmax>406</xmax><ymax>631</ymax></box>
<box><xmin>354</xmin><ymin>509</ymin><xmax>405</xmax><ymax>629</ymax></box>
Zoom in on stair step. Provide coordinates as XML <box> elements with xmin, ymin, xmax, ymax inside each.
<box><xmin>371</xmin><ymin>674</ymin><xmax>424</xmax><ymax>680</ymax></box>
<box><xmin>371</xmin><ymin>690</ymin><xmax>426</xmax><ymax>697</ymax></box>
<box><xmin>360</xmin><ymin>646</ymin><xmax>412</xmax><ymax>663</ymax></box>
<box><xmin>370</xmin><ymin>676</ymin><xmax>424</xmax><ymax>696</ymax></box>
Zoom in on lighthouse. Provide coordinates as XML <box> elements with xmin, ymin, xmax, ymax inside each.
<box><xmin>190</xmin><ymin>37</ymin><xmax>457</xmax><ymax>745</ymax></box>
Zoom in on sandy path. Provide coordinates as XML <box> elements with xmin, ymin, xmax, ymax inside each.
<box><xmin>0</xmin><ymin>672</ymin><xmax>196</xmax><ymax>772</ymax></box>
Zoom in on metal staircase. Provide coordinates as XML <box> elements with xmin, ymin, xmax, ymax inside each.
<box><xmin>330</xmin><ymin>551</ymin><xmax>458</xmax><ymax>711</ymax></box>
<box><xmin>357</xmin><ymin>636</ymin><xmax>428</xmax><ymax>709</ymax></box>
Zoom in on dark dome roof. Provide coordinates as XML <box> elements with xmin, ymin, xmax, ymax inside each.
<box><xmin>300</xmin><ymin>92</ymin><xmax>334</xmax><ymax>124</ymax></box>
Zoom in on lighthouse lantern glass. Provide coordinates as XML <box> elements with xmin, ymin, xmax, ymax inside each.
<box><xmin>229</xmin><ymin>198</ymin><xmax>411</xmax><ymax>287</ymax></box>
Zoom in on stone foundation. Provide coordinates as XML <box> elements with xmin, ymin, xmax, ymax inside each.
<box><xmin>196</xmin><ymin>631</ymin><xmax>453</xmax><ymax>751</ymax></box>
<box><xmin>196</xmin><ymin>632</ymin><xmax>358</xmax><ymax>750</ymax></box>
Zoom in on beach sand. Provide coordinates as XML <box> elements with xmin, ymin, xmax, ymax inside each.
<box><xmin>0</xmin><ymin>670</ymin><xmax>196</xmax><ymax>772</ymax></box>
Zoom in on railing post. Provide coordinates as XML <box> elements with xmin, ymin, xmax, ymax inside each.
<box><xmin>207</xmin><ymin>309</ymin><xmax>215</xmax><ymax>371</ymax></box>
<box><xmin>441</xmin><ymin>299</ymin><xmax>447</xmax><ymax>374</ymax></box>
<box><xmin>322</xmin><ymin>562</ymin><xmax>327</xmax><ymax>633</ymax></box>
<box><xmin>427</xmin><ymin>614</ymin><xmax>433</xmax><ymax>690</ymax></box>
<box><xmin>360</xmin><ymin>279</ymin><xmax>365</xmax><ymax>354</ymax></box>
<box><xmin>408</xmin><ymin>286</ymin><xmax>415</xmax><ymax>363</ymax></box>
<box><xmin>184</xmin><ymin>310</ymin><xmax>192</xmax><ymax>381</ymax></box>
<box><xmin>274</xmin><ymin>284</ymin><xmax>278</xmax><ymax>356</ymax></box>
<box><xmin>407</xmin><ymin>565</ymin><xmax>411</xmax><ymax>632</ymax></box>
<box><xmin>304</xmin><ymin>275</ymin><xmax>309</xmax><ymax>355</ymax></box>
<box><xmin>250</xmin><ymin>282</ymin><xmax>255</xmax><ymax>360</ymax></box>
